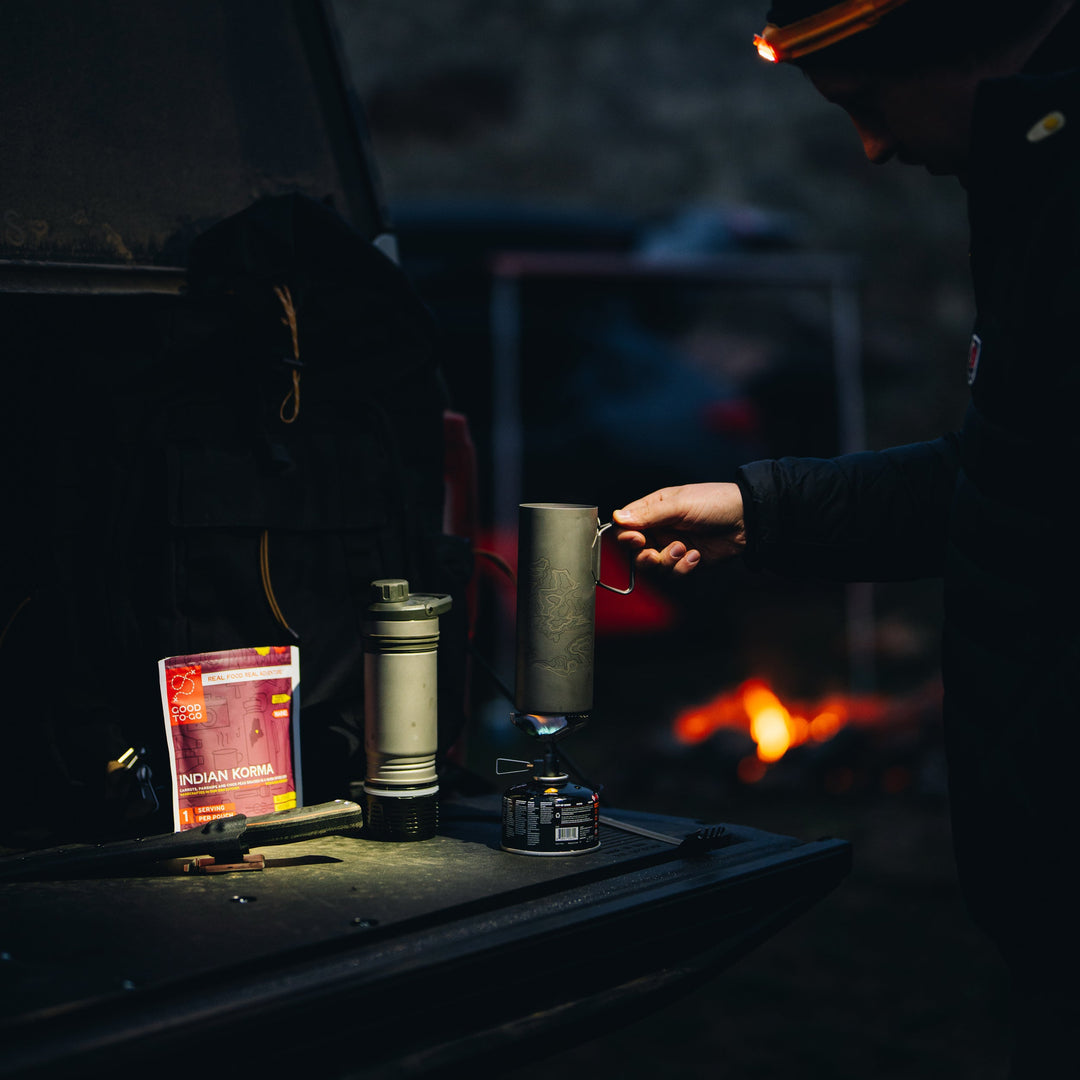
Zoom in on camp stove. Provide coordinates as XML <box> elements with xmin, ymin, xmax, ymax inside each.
<box><xmin>498</xmin><ymin>711</ymin><xmax>598</xmax><ymax>855</ymax></box>
<box><xmin>499</xmin><ymin>503</ymin><xmax>632</xmax><ymax>855</ymax></box>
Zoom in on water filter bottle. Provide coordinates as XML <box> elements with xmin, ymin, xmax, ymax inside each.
<box><xmin>362</xmin><ymin>579</ymin><xmax>451</xmax><ymax>841</ymax></box>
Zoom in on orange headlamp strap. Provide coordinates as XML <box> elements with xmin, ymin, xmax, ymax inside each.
<box><xmin>754</xmin><ymin>0</ymin><xmax>913</xmax><ymax>63</ymax></box>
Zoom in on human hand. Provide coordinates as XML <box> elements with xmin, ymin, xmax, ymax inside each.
<box><xmin>613</xmin><ymin>482</ymin><xmax>746</xmax><ymax>575</ymax></box>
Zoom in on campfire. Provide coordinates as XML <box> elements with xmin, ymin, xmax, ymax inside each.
<box><xmin>672</xmin><ymin>677</ymin><xmax>939</xmax><ymax>793</ymax></box>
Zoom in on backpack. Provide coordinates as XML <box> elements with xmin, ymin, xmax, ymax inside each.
<box><xmin>0</xmin><ymin>194</ymin><xmax>471</xmax><ymax>845</ymax></box>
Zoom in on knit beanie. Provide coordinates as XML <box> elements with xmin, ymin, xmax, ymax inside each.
<box><xmin>765</xmin><ymin>0</ymin><xmax>1028</xmax><ymax>30</ymax></box>
<box><xmin>765</xmin><ymin>0</ymin><xmax>851</xmax><ymax>24</ymax></box>
<box><xmin>759</xmin><ymin>0</ymin><xmax>1056</xmax><ymax>66</ymax></box>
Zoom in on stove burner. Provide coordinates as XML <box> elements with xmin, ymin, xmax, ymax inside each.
<box><xmin>511</xmin><ymin>711</ymin><xmax>588</xmax><ymax>741</ymax></box>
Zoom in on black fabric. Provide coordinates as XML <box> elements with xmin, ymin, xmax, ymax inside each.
<box><xmin>737</xmin><ymin>9</ymin><xmax>1080</xmax><ymax>1021</ymax></box>
<box><xmin>0</xmin><ymin>195</ymin><xmax>471</xmax><ymax>845</ymax></box>
<box><xmin>738</xmin><ymin>437</ymin><xmax>959</xmax><ymax>582</ymax></box>
<box><xmin>1008</xmin><ymin>982</ymin><xmax>1080</xmax><ymax>1078</ymax></box>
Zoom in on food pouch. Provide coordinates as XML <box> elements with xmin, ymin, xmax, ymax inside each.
<box><xmin>158</xmin><ymin>646</ymin><xmax>301</xmax><ymax>831</ymax></box>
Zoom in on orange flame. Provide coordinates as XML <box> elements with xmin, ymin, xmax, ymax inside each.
<box><xmin>673</xmin><ymin>678</ymin><xmax>887</xmax><ymax>781</ymax></box>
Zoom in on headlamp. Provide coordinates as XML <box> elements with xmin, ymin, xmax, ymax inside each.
<box><xmin>753</xmin><ymin>0</ymin><xmax>913</xmax><ymax>63</ymax></box>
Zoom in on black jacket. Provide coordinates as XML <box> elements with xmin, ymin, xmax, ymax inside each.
<box><xmin>736</xmin><ymin>17</ymin><xmax>1080</xmax><ymax>975</ymax></box>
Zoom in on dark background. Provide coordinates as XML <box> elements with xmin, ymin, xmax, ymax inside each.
<box><xmin>327</xmin><ymin>1</ymin><xmax>1011</xmax><ymax>1077</ymax></box>
<box><xmin>0</xmin><ymin>0</ymin><xmax>1009</xmax><ymax>1075</ymax></box>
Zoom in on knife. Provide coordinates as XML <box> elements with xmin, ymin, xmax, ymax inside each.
<box><xmin>0</xmin><ymin>800</ymin><xmax>364</xmax><ymax>882</ymax></box>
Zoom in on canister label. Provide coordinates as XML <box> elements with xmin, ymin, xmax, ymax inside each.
<box><xmin>501</xmin><ymin>782</ymin><xmax>599</xmax><ymax>855</ymax></box>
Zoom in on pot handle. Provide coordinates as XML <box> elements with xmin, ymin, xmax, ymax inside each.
<box><xmin>594</xmin><ymin>521</ymin><xmax>635</xmax><ymax>595</ymax></box>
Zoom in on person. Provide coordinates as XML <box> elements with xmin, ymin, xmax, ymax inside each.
<box><xmin>614</xmin><ymin>1</ymin><xmax>1080</xmax><ymax>1075</ymax></box>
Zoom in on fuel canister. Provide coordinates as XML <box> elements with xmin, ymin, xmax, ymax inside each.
<box><xmin>501</xmin><ymin>767</ymin><xmax>600</xmax><ymax>856</ymax></box>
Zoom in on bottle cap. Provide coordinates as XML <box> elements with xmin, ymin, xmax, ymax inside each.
<box><xmin>371</xmin><ymin>579</ymin><xmax>409</xmax><ymax>603</ymax></box>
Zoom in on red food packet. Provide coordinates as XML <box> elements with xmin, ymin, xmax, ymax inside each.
<box><xmin>158</xmin><ymin>646</ymin><xmax>301</xmax><ymax>831</ymax></box>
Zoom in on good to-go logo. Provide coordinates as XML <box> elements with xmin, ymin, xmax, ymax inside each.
<box><xmin>167</xmin><ymin>664</ymin><xmax>207</xmax><ymax>725</ymax></box>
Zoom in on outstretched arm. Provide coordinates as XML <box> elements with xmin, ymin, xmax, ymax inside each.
<box><xmin>613</xmin><ymin>435</ymin><xmax>960</xmax><ymax>583</ymax></box>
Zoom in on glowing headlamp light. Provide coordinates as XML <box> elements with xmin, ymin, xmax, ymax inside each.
<box><xmin>754</xmin><ymin>0</ymin><xmax>912</xmax><ymax>63</ymax></box>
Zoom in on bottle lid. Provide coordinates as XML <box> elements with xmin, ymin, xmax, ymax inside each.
<box><xmin>366</xmin><ymin>579</ymin><xmax>452</xmax><ymax>620</ymax></box>
<box><xmin>371</xmin><ymin>578</ymin><xmax>409</xmax><ymax>603</ymax></box>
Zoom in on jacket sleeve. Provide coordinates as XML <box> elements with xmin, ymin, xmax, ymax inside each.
<box><xmin>735</xmin><ymin>435</ymin><xmax>960</xmax><ymax>582</ymax></box>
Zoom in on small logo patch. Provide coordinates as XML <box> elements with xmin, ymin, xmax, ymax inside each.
<box><xmin>966</xmin><ymin>333</ymin><xmax>982</xmax><ymax>386</ymax></box>
<box><xmin>1027</xmin><ymin>111</ymin><xmax>1066</xmax><ymax>143</ymax></box>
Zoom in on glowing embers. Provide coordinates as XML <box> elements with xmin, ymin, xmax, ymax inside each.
<box><xmin>674</xmin><ymin>677</ymin><xmax>886</xmax><ymax>784</ymax></box>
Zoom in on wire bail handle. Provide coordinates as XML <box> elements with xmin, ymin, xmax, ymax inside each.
<box><xmin>594</xmin><ymin>520</ymin><xmax>635</xmax><ymax>596</ymax></box>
